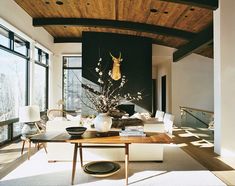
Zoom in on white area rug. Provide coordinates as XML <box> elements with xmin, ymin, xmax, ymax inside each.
<box><xmin>0</xmin><ymin>145</ymin><xmax>226</xmax><ymax>186</ymax></box>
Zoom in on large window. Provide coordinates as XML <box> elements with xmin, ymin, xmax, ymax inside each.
<box><xmin>63</xmin><ymin>56</ymin><xmax>82</xmax><ymax>111</ymax></box>
<box><xmin>0</xmin><ymin>25</ymin><xmax>29</xmax><ymax>145</ymax></box>
<box><xmin>0</xmin><ymin>50</ymin><xmax>27</xmax><ymax>121</ymax></box>
<box><xmin>34</xmin><ymin>47</ymin><xmax>48</xmax><ymax>112</ymax></box>
<box><xmin>0</xmin><ymin>26</ymin><xmax>9</xmax><ymax>48</ymax></box>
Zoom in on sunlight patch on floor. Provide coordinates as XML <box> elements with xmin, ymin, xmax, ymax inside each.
<box><xmin>180</xmin><ymin>127</ymin><xmax>197</xmax><ymax>131</ymax></box>
<box><xmin>216</xmin><ymin>156</ymin><xmax>235</xmax><ymax>169</ymax></box>
<box><xmin>178</xmin><ymin>130</ymin><xmax>199</xmax><ymax>138</ymax></box>
<box><xmin>176</xmin><ymin>143</ymin><xmax>188</xmax><ymax>147</ymax></box>
<box><xmin>213</xmin><ymin>170</ymin><xmax>235</xmax><ymax>186</ymax></box>
<box><xmin>190</xmin><ymin>139</ymin><xmax>214</xmax><ymax>148</ymax></box>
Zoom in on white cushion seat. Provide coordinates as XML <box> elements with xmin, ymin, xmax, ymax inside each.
<box><xmin>155</xmin><ymin>110</ymin><xmax>165</xmax><ymax>122</ymax></box>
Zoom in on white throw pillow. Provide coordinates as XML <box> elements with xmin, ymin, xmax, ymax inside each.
<box><xmin>140</xmin><ymin>112</ymin><xmax>152</xmax><ymax>121</ymax></box>
<box><xmin>66</xmin><ymin>114</ymin><xmax>81</xmax><ymax>122</ymax></box>
<box><xmin>53</xmin><ymin>117</ymin><xmax>67</xmax><ymax>121</ymax></box>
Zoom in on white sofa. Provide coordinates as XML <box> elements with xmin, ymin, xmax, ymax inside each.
<box><xmin>46</xmin><ymin>120</ymin><xmax>165</xmax><ymax>162</ymax></box>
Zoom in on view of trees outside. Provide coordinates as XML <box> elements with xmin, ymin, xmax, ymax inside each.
<box><xmin>13</xmin><ymin>122</ymin><xmax>24</xmax><ymax>137</ymax></box>
<box><xmin>0</xmin><ymin>27</ymin><xmax>9</xmax><ymax>48</ymax></box>
<box><xmin>63</xmin><ymin>56</ymin><xmax>82</xmax><ymax>111</ymax></box>
<box><xmin>0</xmin><ymin>49</ymin><xmax>26</xmax><ymax>142</ymax></box>
<box><xmin>34</xmin><ymin>64</ymin><xmax>46</xmax><ymax>111</ymax></box>
<box><xmin>14</xmin><ymin>35</ymin><xmax>27</xmax><ymax>55</ymax></box>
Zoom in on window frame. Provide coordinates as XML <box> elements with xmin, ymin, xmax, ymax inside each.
<box><xmin>62</xmin><ymin>55</ymin><xmax>82</xmax><ymax>113</ymax></box>
<box><xmin>0</xmin><ymin>24</ymin><xmax>30</xmax><ymax>147</ymax></box>
<box><xmin>34</xmin><ymin>47</ymin><xmax>49</xmax><ymax>112</ymax></box>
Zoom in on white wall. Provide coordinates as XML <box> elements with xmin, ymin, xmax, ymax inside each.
<box><xmin>172</xmin><ymin>54</ymin><xmax>214</xmax><ymax>126</ymax></box>
<box><xmin>50</xmin><ymin>43</ymin><xmax>82</xmax><ymax>109</ymax></box>
<box><xmin>156</xmin><ymin>60</ymin><xmax>172</xmax><ymax>113</ymax></box>
<box><xmin>152</xmin><ymin>45</ymin><xmax>174</xmax><ymax>114</ymax></box>
<box><xmin>214</xmin><ymin>0</ymin><xmax>235</xmax><ymax>157</ymax></box>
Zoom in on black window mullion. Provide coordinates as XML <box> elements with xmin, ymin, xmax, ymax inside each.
<box><xmin>46</xmin><ymin>53</ymin><xmax>49</xmax><ymax>65</ymax></box>
<box><xmin>35</xmin><ymin>61</ymin><xmax>48</xmax><ymax>68</ymax></box>
<box><xmin>26</xmin><ymin>41</ymin><xmax>30</xmax><ymax>58</ymax></box>
<box><xmin>9</xmin><ymin>31</ymin><xmax>14</xmax><ymax>50</ymax></box>
<box><xmin>26</xmin><ymin>59</ymin><xmax>30</xmax><ymax>105</ymax></box>
<box><xmin>38</xmin><ymin>49</ymin><xmax>42</xmax><ymax>62</ymax></box>
<box><xmin>45</xmin><ymin>66</ymin><xmax>49</xmax><ymax>110</ymax></box>
<box><xmin>7</xmin><ymin>123</ymin><xmax>13</xmax><ymax>141</ymax></box>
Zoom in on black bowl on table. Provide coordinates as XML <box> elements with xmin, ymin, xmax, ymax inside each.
<box><xmin>66</xmin><ymin>127</ymin><xmax>87</xmax><ymax>136</ymax></box>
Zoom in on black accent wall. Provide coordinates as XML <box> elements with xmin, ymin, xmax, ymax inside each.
<box><xmin>82</xmin><ymin>32</ymin><xmax>152</xmax><ymax>112</ymax></box>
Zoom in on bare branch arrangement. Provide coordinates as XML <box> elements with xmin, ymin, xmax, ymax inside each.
<box><xmin>82</xmin><ymin>56</ymin><xmax>142</xmax><ymax>113</ymax></box>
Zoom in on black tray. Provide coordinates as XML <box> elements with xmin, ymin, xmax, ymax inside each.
<box><xmin>83</xmin><ymin>161</ymin><xmax>120</xmax><ymax>177</ymax></box>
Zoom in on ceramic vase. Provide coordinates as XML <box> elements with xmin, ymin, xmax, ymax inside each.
<box><xmin>93</xmin><ymin>113</ymin><xmax>112</xmax><ymax>132</ymax></box>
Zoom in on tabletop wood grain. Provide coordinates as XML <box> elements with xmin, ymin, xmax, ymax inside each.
<box><xmin>30</xmin><ymin>131</ymin><xmax>173</xmax><ymax>144</ymax></box>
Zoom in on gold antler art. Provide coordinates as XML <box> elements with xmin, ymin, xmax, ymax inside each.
<box><xmin>110</xmin><ymin>52</ymin><xmax>122</xmax><ymax>81</ymax></box>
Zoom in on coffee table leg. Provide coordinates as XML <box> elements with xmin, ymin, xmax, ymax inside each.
<box><xmin>79</xmin><ymin>143</ymin><xmax>83</xmax><ymax>167</ymax></box>
<box><xmin>125</xmin><ymin>143</ymin><xmax>129</xmax><ymax>185</ymax></box>
<box><xmin>71</xmin><ymin>143</ymin><xmax>78</xmax><ymax>185</ymax></box>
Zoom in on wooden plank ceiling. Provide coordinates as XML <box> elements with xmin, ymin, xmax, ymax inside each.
<box><xmin>14</xmin><ymin>0</ymin><xmax>214</xmax><ymax>58</ymax></box>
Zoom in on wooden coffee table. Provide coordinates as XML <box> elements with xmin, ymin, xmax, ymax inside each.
<box><xmin>31</xmin><ymin>130</ymin><xmax>172</xmax><ymax>185</ymax></box>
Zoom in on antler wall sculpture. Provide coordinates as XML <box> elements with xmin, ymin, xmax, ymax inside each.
<box><xmin>110</xmin><ymin>52</ymin><xmax>122</xmax><ymax>81</ymax></box>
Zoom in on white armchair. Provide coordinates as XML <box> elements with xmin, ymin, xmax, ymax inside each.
<box><xmin>163</xmin><ymin>113</ymin><xmax>175</xmax><ymax>134</ymax></box>
<box><xmin>155</xmin><ymin>110</ymin><xmax>165</xmax><ymax>121</ymax></box>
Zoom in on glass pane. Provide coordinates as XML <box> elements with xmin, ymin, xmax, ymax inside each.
<box><xmin>0</xmin><ymin>27</ymin><xmax>9</xmax><ymax>48</ymax></box>
<box><xmin>180</xmin><ymin>107</ymin><xmax>214</xmax><ymax>143</ymax></box>
<box><xmin>0</xmin><ymin>125</ymin><xmax>8</xmax><ymax>143</ymax></box>
<box><xmin>14</xmin><ymin>35</ymin><xmax>27</xmax><ymax>55</ymax></box>
<box><xmin>63</xmin><ymin>56</ymin><xmax>82</xmax><ymax>68</ymax></box>
<box><xmin>13</xmin><ymin>122</ymin><xmax>23</xmax><ymax>137</ymax></box>
<box><xmin>0</xmin><ymin>49</ymin><xmax>27</xmax><ymax>121</ymax></box>
<box><xmin>64</xmin><ymin>69</ymin><xmax>82</xmax><ymax>111</ymax></box>
<box><xmin>34</xmin><ymin>48</ymin><xmax>39</xmax><ymax>62</ymax></box>
<box><xmin>41</xmin><ymin>52</ymin><xmax>47</xmax><ymax>65</ymax></box>
<box><xmin>34</xmin><ymin>64</ymin><xmax>47</xmax><ymax>111</ymax></box>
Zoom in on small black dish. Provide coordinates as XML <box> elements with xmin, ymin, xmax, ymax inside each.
<box><xmin>83</xmin><ymin>161</ymin><xmax>120</xmax><ymax>177</ymax></box>
<box><xmin>66</xmin><ymin>127</ymin><xmax>87</xmax><ymax>136</ymax></box>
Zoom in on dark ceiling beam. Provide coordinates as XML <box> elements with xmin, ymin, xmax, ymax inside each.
<box><xmin>54</xmin><ymin>37</ymin><xmax>82</xmax><ymax>43</ymax></box>
<box><xmin>33</xmin><ymin>18</ymin><xmax>196</xmax><ymax>40</ymax></box>
<box><xmin>158</xmin><ymin>0</ymin><xmax>218</xmax><ymax>10</ymax></box>
<box><xmin>173</xmin><ymin>25</ymin><xmax>213</xmax><ymax>62</ymax></box>
<box><xmin>54</xmin><ymin>37</ymin><xmax>166</xmax><ymax>46</ymax></box>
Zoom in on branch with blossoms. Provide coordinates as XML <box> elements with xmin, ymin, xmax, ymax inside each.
<box><xmin>68</xmin><ymin>54</ymin><xmax>143</xmax><ymax>114</ymax></box>
<box><xmin>80</xmin><ymin>56</ymin><xmax>142</xmax><ymax>113</ymax></box>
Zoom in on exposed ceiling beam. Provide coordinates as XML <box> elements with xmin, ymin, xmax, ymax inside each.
<box><xmin>54</xmin><ymin>37</ymin><xmax>166</xmax><ymax>46</ymax></box>
<box><xmin>173</xmin><ymin>25</ymin><xmax>213</xmax><ymax>62</ymax></box>
<box><xmin>54</xmin><ymin>37</ymin><xmax>82</xmax><ymax>43</ymax></box>
<box><xmin>158</xmin><ymin>0</ymin><xmax>218</xmax><ymax>10</ymax></box>
<box><xmin>33</xmin><ymin>18</ymin><xmax>196</xmax><ymax>40</ymax></box>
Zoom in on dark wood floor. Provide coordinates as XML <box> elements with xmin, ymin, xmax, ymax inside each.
<box><xmin>173</xmin><ymin>128</ymin><xmax>234</xmax><ymax>171</ymax></box>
